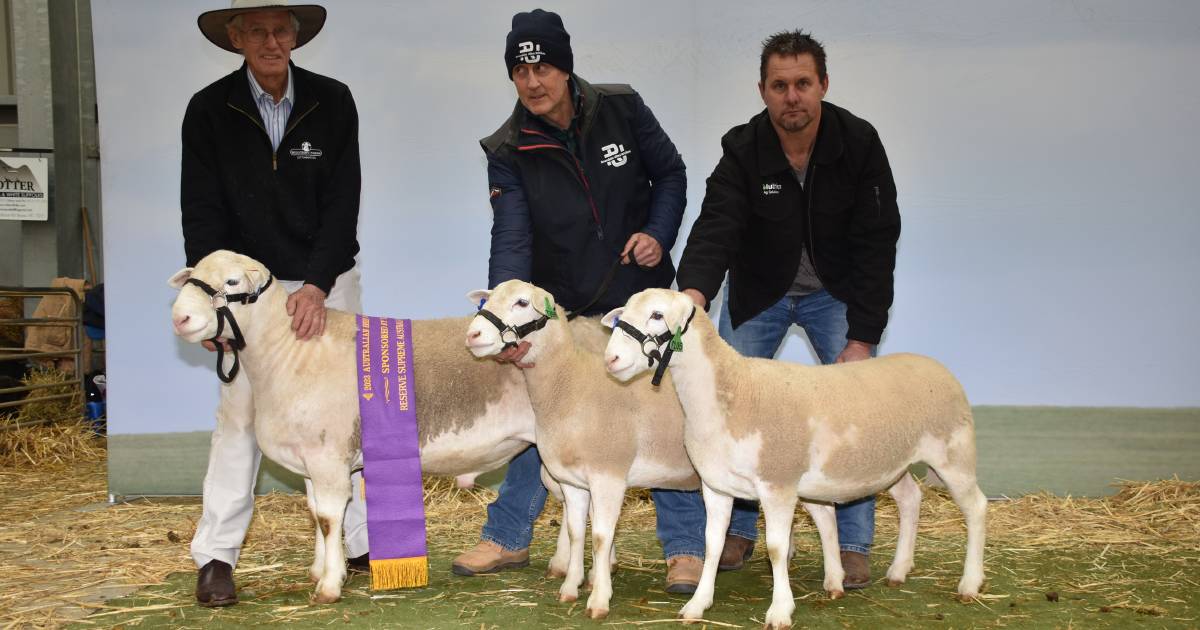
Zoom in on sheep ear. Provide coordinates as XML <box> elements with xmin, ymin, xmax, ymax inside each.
<box><xmin>245</xmin><ymin>267</ymin><xmax>264</xmax><ymax>291</ymax></box>
<box><xmin>466</xmin><ymin>289</ymin><xmax>491</xmax><ymax>309</ymax></box>
<box><xmin>167</xmin><ymin>267</ymin><xmax>193</xmax><ymax>289</ymax></box>
<box><xmin>600</xmin><ymin>307</ymin><xmax>624</xmax><ymax>329</ymax></box>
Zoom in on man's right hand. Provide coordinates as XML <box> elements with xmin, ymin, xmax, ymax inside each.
<box><xmin>494</xmin><ymin>340</ymin><xmax>535</xmax><ymax>369</ymax></box>
<box><xmin>682</xmin><ymin>288</ymin><xmax>707</xmax><ymax>309</ymax></box>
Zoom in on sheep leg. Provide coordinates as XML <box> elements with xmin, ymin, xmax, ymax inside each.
<box><xmin>935</xmin><ymin>467</ymin><xmax>987</xmax><ymax>600</ymax></box>
<box><xmin>307</xmin><ymin>466</ymin><xmax>352</xmax><ymax>604</ymax></box>
<box><xmin>303</xmin><ymin>478</ymin><xmax>326</xmax><ymax>583</ymax></box>
<box><xmin>585</xmin><ymin>476</ymin><xmax>626</xmax><ymax>619</ymax></box>
<box><xmin>558</xmin><ymin>483</ymin><xmax>590</xmax><ymax>603</ymax></box>
<box><xmin>584</xmin><ymin>504</ymin><xmax>619</xmax><ymax>587</ymax></box>
<box><xmin>679</xmin><ymin>482</ymin><xmax>732</xmax><ymax>622</ymax></box>
<box><xmin>885</xmin><ymin>472</ymin><xmax>922</xmax><ymax>586</ymax></box>
<box><xmin>541</xmin><ymin>468</ymin><xmax>570</xmax><ymax>578</ymax></box>
<box><xmin>801</xmin><ymin>501</ymin><xmax>844</xmax><ymax>598</ymax></box>
<box><xmin>760</xmin><ymin>492</ymin><xmax>799</xmax><ymax>630</ymax></box>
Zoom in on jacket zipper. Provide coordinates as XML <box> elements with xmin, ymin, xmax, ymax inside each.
<box><xmin>804</xmin><ymin>164</ymin><xmax>825</xmax><ymax>284</ymax></box>
<box><xmin>227</xmin><ymin>101</ymin><xmax>320</xmax><ymax>172</ymax></box>
<box><xmin>517</xmin><ymin>128</ymin><xmax>605</xmax><ymax>240</ymax></box>
<box><xmin>874</xmin><ymin>185</ymin><xmax>881</xmax><ymax>217</ymax></box>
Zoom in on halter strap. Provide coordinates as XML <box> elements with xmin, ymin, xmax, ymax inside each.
<box><xmin>185</xmin><ymin>275</ymin><xmax>273</xmax><ymax>383</ymax></box>
<box><xmin>613</xmin><ymin>306</ymin><xmax>696</xmax><ymax>386</ymax></box>
<box><xmin>474</xmin><ymin>304</ymin><xmax>553</xmax><ymax>351</ymax></box>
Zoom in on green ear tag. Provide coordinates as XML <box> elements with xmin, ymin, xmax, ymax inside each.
<box><xmin>544</xmin><ymin>297</ymin><xmax>558</xmax><ymax>319</ymax></box>
<box><xmin>669</xmin><ymin>326</ymin><xmax>683</xmax><ymax>352</ymax></box>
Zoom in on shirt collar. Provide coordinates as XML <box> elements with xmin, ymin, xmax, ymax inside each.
<box><xmin>246</xmin><ymin>65</ymin><xmax>294</xmax><ymax>106</ymax></box>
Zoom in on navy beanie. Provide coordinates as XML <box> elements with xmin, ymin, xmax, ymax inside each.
<box><xmin>504</xmin><ymin>9</ymin><xmax>573</xmax><ymax>79</ymax></box>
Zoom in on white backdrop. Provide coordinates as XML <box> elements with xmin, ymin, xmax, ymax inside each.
<box><xmin>93</xmin><ymin>0</ymin><xmax>1200</xmax><ymax>437</ymax></box>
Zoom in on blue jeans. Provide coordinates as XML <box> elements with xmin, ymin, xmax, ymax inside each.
<box><xmin>718</xmin><ymin>289</ymin><xmax>877</xmax><ymax>554</ymax></box>
<box><xmin>481</xmin><ymin>446</ymin><xmax>707</xmax><ymax>560</ymax></box>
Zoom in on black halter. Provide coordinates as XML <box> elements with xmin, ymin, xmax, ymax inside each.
<box><xmin>473</xmin><ymin>303</ymin><xmax>554</xmax><ymax>351</ymax></box>
<box><xmin>185</xmin><ymin>275</ymin><xmax>273</xmax><ymax>383</ymax></box>
<box><xmin>613</xmin><ymin>306</ymin><xmax>696</xmax><ymax>386</ymax></box>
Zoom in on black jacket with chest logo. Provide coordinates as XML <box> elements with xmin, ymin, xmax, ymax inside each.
<box><xmin>481</xmin><ymin>76</ymin><xmax>686</xmax><ymax>315</ymax></box>
<box><xmin>181</xmin><ymin>62</ymin><xmax>360</xmax><ymax>293</ymax></box>
<box><xmin>676</xmin><ymin>102</ymin><xmax>901</xmax><ymax>344</ymax></box>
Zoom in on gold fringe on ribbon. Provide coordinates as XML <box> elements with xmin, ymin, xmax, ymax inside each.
<box><xmin>370</xmin><ymin>556</ymin><xmax>429</xmax><ymax>590</ymax></box>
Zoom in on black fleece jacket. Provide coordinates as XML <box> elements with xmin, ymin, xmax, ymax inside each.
<box><xmin>677</xmin><ymin>102</ymin><xmax>900</xmax><ymax>344</ymax></box>
<box><xmin>181</xmin><ymin>62</ymin><xmax>360</xmax><ymax>293</ymax></box>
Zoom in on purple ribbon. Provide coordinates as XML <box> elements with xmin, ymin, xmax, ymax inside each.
<box><xmin>357</xmin><ymin>316</ymin><xmax>427</xmax><ymax>565</ymax></box>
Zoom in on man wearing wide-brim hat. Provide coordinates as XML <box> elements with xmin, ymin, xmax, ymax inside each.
<box><xmin>182</xmin><ymin>0</ymin><xmax>367</xmax><ymax>607</ymax></box>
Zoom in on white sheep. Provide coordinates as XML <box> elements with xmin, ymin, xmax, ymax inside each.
<box><xmin>602</xmin><ymin>289</ymin><xmax>986</xmax><ymax>629</ymax></box>
<box><xmin>465</xmin><ymin>280</ymin><xmax>699</xmax><ymax>620</ymax></box>
<box><xmin>168</xmin><ymin>250</ymin><xmax>542</xmax><ymax>603</ymax></box>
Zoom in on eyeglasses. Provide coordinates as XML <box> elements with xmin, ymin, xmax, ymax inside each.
<box><xmin>239</xmin><ymin>26</ymin><xmax>296</xmax><ymax>45</ymax></box>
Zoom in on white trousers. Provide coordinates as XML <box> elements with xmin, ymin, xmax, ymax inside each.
<box><xmin>191</xmin><ymin>268</ymin><xmax>369</xmax><ymax>568</ymax></box>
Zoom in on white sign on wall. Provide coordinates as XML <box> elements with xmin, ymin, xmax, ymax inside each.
<box><xmin>0</xmin><ymin>157</ymin><xmax>49</xmax><ymax>221</ymax></box>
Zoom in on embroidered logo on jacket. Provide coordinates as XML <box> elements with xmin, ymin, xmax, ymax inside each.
<box><xmin>762</xmin><ymin>182</ymin><xmax>783</xmax><ymax>196</ymax></box>
<box><xmin>516</xmin><ymin>42</ymin><xmax>544</xmax><ymax>64</ymax></box>
<box><xmin>600</xmin><ymin>143</ymin><xmax>631</xmax><ymax>168</ymax></box>
<box><xmin>289</xmin><ymin>141</ymin><xmax>323</xmax><ymax>160</ymax></box>
<box><xmin>489</xmin><ymin>185</ymin><xmax>502</xmax><ymax>200</ymax></box>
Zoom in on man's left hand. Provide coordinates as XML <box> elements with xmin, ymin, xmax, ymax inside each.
<box><xmin>287</xmin><ymin>284</ymin><xmax>328</xmax><ymax>341</ymax></box>
<box><xmin>835</xmin><ymin>340</ymin><xmax>874</xmax><ymax>363</ymax></box>
<box><xmin>621</xmin><ymin>233</ymin><xmax>663</xmax><ymax>268</ymax></box>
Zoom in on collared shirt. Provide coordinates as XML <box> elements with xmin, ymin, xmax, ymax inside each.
<box><xmin>246</xmin><ymin>66</ymin><xmax>294</xmax><ymax>151</ymax></box>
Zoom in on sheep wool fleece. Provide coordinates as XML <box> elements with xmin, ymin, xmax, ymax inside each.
<box><xmin>190</xmin><ymin>269</ymin><xmax>368</xmax><ymax>569</ymax></box>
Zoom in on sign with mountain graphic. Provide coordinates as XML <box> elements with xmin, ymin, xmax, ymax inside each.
<box><xmin>0</xmin><ymin>157</ymin><xmax>49</xmax><ymax>221</ymax></box>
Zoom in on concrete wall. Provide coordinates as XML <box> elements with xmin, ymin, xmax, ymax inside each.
<box><xmin>92</xmin><ymin>1</ymin><xmax>1200</xmax><ymax>446</ymax></box>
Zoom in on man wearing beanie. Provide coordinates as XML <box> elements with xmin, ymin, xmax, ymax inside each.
<box><xmin>183</xmin><ymin>1</ymin><xmax>366</xmax><ymax>606</ymax></box>
<box><xmin>455</xmin><ymin>8</ymin><xmax>708</xmax><ymax>593</ymax></box>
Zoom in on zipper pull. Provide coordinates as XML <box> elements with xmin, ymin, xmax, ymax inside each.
<box><xmin>596</xmin><ymin>225</ymin><xmax>604</xmax><ymax>240</ymax></box>
<box><xmin>273</xmin><ymin>153</ymin><xmax>277</xmax><ymax>171</ymax></box>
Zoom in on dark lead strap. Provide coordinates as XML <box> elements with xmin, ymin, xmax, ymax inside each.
<box><xmin>566</xmin><ymin>250</ymin><xmax>636</xmax><ymax>321</ymax></box>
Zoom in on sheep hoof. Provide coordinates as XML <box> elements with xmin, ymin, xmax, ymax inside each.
<box><xmin>310</xmin><ymin>589</ymin><xmax>341</xmax><ymax>605</ymax></box>
<box><xmin>586</xmin><ymin>607</ymin><xmax>609</xmax><ymax>620</ymax></box>
<box><xmin>958</xmin><ymin>593</ymin><xmax>979</xmax><ymax>604</ymax></box>
<box><xmin>887</xmin><ymin>578</ymin><xmax>904</xmax><ymax>587</ymax></box>
<box><xmin>828</xmin><ymin>589</ymin><xmax>844</xmax><ymax>600</ymax></box>
<box><xmin>545</xmin><ymin>567</ymin><xmax>567</xmax><ymax>578</ymax></box>
<box><xmin>558</xmin><ymin>592</ymin><xmax>577</xmax><ymax>603</ymax></box>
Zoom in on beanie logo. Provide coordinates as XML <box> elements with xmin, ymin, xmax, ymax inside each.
<box><xmin>600</xmin><ymin>143</ymin><xmax>631</xmax><ymax>168</ymax></box>
<box><xmin>516</xmin><ymin>41</ymin><xmax>545</xmax><ymax>64</ymax></box>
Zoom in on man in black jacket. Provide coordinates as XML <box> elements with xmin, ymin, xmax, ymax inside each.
<box><xmin>452</xmin><ymin>9</ymin><xmax>707</xmax><ymax>594</ymax></box>
<box><xmin>676</xmin><ymin>30</ymin><xmax>902</xmax><ymax>589</ymax></box>
<box><xmin>181</xmin><ymin>1</ymin><xmax>366</xmax><ymax>607</ymax></box>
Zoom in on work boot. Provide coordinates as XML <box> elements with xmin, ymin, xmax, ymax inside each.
<box><xmin>196</xmin><ymin>559</ymin><xmax>238</xmax><ymax>607</ymax></box>
<box><xmin>451</xmin><ymin>540</ymin><xmax>530</xmax><ymax>576</ymax></box>
<box><xmin>840</xmin><ymin>550</ymin><xmax>871</xmax><ymax>590</ymax></box>
<box><xmin>348</xmin><ymin>552</ymin><xmax>370</xmax><ymax>574</ymax></box>
<box><xmin>718</xmin><ymin>534</ymin><xmax>754</xmax><ymax>572</ymax></box>
<box><xmin>665</xmin><ymin>555</ymin><xmax>702</xmax><ymax>594</ymax></box>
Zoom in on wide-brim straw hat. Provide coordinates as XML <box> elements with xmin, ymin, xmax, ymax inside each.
<box><xmin>198</xmin><ymin>0</ymin><xmax>326</xmax><ymax>53</ymax></box>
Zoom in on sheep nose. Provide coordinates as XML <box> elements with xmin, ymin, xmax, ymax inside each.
<box><xmin>173</xmin><ymin>314</ymin><xmax>191</xmax><ymax>330</ymax></box>
<box><xmin>467</xmin><ymin>329</ymin><xmax>481</xmax><ymax>341</ymax></box>
<box><xmin>606</xmin><ymin>353</ymin><xmax>621</xmax><ymax>370</ymax></box>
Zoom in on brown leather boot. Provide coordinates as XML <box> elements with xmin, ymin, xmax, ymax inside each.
<box><xmin>196</xmin><ymin>559</ymin><xmax>238</xmax><ymax>607</ymax></box>
<box><xmin>665</xmin><ymin>555</ymin><xmax>702</xmax><ymax>594</ymax></box>
<box><xmin>840</xmin><ymin>550</ymin><xmax>871</xmax><ymax>590</ymax></box>
<box><xmin>451</xmin><ymin>540</ymin><xmax>530</xmax><ymax>576</ymax></box>
<box><xmin>718</xmin><ymin>534</ymin><xmax>754</xmax><ymax>572</ymax></box>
